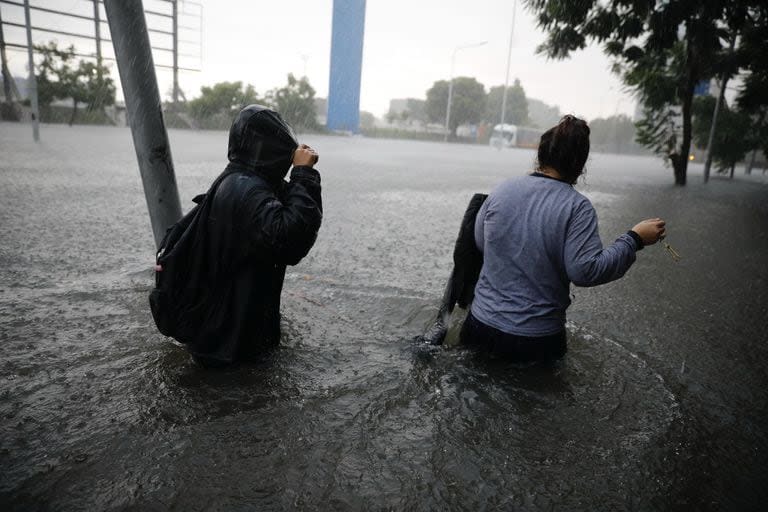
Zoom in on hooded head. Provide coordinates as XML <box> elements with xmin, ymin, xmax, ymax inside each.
<box><xmin>227</xmin><ymin>105</ymin><xmax>298</xmax><ymax>181</ymax></box>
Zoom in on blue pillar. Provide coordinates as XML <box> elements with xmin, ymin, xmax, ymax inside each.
<box><xmin>327</xmin><ymin>0</ymin><xmax>366</xmax><ymax>133</ymax></box>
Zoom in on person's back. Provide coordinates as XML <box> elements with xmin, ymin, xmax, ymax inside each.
<box><xmin>472</xmin><ymin>173</ymin><xmax>600</xmax><ymax>336</ymax></box>
<box><xmin>186</xmin><ymin>105</ymin><xmax>322</xmax><ymax>366</ymax></box>
<box><xmin>464</xmin><ymin>115</ymin><xmax>666</xmax><ymax>361</ymax></box>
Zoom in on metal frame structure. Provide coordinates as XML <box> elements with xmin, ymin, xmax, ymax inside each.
<box><xmin>0</xmin><ymin>0</ymin><xmax>202</xmax><ymax>140</ymax></box>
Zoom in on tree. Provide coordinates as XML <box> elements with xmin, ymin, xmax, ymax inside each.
<box><xmin>524</xmin><ymin>0</ymin><xmax>754</xmax><ymax>185</ymax></box>
<box><xmin>485</xmin><ymin>78</ymin><xmax>529</xmax><ymax>125</ymax></box>
<box><xmin>693</xmin><ymin>95</ymin><xmax>751</xmax><ymax>175</ymax></box>
<box><xmin>69</xmin><ymin>60</ymin><xmax>115</xmax><ymax>125</ymax></box>
<box><xmin>266</xmin><ymin>74</ymin><xmax>318</xmax><ymax>132</ymax></box>
<box><xmin>188</xmin><ymin>81</ymin><xmax>260</xmax><ymax>122</ymax></box>
<box><xmin>35</xmin><ymin>41</ymin><xmax>115</xmax><ymax>125</ymax></box>
<box><xmin>425</xmin><ymin>77</ymin><xmax>486</xmax><ymax>138</ymax></box>
<box><xmin>35</xmin><ymin>42</ymin><xmax>75</xmax><ymax>109</ymax></box>
<box><xmin>735</xmin><ymin>4</ymin><xmax>768</xmax><ymax>172</ymax></box>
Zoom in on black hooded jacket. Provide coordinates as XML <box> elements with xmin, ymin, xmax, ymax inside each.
<box><xmin>187</xmin><ymin>105</ymin><xmax>322</xmax><ymax>365</ymax></box>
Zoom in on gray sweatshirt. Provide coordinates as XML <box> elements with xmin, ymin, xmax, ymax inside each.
<box><xmin>471</xmin><ymin>173</ymin><xmax>639</xmax><ymax>336</ymax></box>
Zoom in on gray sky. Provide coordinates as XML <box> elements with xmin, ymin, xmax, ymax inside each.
<box><xmin>3</xmin><ymin>0</ymin><xmax>637</xmax><ymax>121</ymax></box>
<box><xmin>197</xmin><ymin>0</ymin><xmax>636</xmax><ymax>121</ymax></box>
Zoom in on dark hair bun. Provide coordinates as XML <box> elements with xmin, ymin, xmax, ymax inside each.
<box><xmin>536</xmin><ymin>115</ymin><xmax>590</xmax><ymax>184</ymax></box>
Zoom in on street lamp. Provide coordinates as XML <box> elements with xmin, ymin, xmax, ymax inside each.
<box><xmin>499</xmin><ymin>0</ymin><xmax>517</xmax><ymax>133</ymax></box>
<box><xmin>444</xmin><ymin>40</ymin><xmax>488</xmax><ymax>141</ymax></box>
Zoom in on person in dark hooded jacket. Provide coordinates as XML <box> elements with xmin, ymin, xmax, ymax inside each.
<box><xmin>187</xmin><ymin>105</ymin><xmax>322</xmax><ymax>366</ymax></box>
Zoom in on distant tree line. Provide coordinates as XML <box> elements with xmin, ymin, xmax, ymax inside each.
<box><xmin>179</xmin><ymin>74</ymin><xmax>319</xmax><ymax>132</ymax></box>
<box><xmin>402</xmin><ymin>77</ymin><xmax>645</xmax><ymax>155</ymax></box>
<box><xmin>418</xmin><ymin>77</ymin><xmax>532</xmax><ymax>139</ymax></box>
<box><xmin>26</xmin><ymin>41</ymin><xmax>319</xmax><ymax>132</ymax></box>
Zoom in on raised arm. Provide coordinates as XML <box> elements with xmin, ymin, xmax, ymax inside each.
<box><xmin>564</xmin><ymin>201</ymin><xmax>639</xmax><ymax>287</ymax></box>
<box><xmin>244</xmin><ymin>164</ymin><xmax>322</xmax><ymax>266</ymax></box>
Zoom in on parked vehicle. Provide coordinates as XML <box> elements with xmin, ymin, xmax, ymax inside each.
<box><xmin>489</xmin><ymin>124</ymin><xmax>543</xmax><ymax>148</ymax></box>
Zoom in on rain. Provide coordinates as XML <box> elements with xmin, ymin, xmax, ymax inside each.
<box><xmin>1</xmin><ymin>0</ymin><xmax>767</xmax><ymax>510</ymax></box>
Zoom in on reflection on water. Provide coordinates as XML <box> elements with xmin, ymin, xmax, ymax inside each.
<box><xmin>2</xmin><ymin>278</ymin><xmax>682</xmax><ymax>510</ymax></box>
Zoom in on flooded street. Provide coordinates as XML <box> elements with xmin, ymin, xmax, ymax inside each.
<box><xmin>2</xmin><ymin>122</ymin><xmax>768</xmax><ymax>510</ymax></box>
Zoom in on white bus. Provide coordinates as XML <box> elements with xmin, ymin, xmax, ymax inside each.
<box><xmin>489</xmin><ymin>124</ymin><xmax>543</xmax><ymax>149</ymax></box>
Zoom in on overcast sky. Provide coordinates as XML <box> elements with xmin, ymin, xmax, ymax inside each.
<box><xmin>3</xmin><ymin>0</ymin><xmax>637</xmax><ymax>121</ymax></box>
<box><xmin>198</xmin><ymin>0</ymin><xmax>636</xmax><ymax>121</ymax></box>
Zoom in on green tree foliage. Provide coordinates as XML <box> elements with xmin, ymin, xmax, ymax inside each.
<box><xmin>524</xmin><ymin>0</ymin><xmax>757</xmax><ymax>185</ymax></box>
<box><xmin>69</xmin><ymin>60</ymin><xmax>116</xmax><ymax>125</ymax></box>
<box><xmin>188</xmin><ymin>81</ymin><xmax>260</xmax><ymax>122</ymax></box>
<box><xmin>76</xmin><ymin>61</ymin><xmax>116</xmax><ymax>110</ymax></box>
<box><xmin>34</xmin><ymin>42</ymin><xmax>115</xmax><ymax>125</ymax></box>
<box><xmin>589</xmin><ymin>114</ymin><xmax>642</xmax><ymax>154</ymax></box>
<box><xmin>35</xmin><ymin>42</ymin><xmax>76</xmax><ymax>108</ymax></box>
<box><xmin>186</xmin><ymin>76</ymin><xmax>320</xmax><ymax>131</ymax></box>
<box><xmin>485</xmin><ymin>78</ymin><xmax>529</xmax><ymax>125</ymax></box>
<box><xmin>735</xmin><ymin>4</ymin><xmax>768</xmax><ymax>164</ymax></box>
<box><xmin>266</xmin><ymin>74</ymin><xmax>318</xmax><ymax>132</ymax></box>
<box><xmin>425</xmin><ymin>77</ymin><xmax>486</xmax><ymax>138</ymax></box>
<box><xmin>692</xmin><ymin>95</ymin><xmax>751</xmax><ymax>173</ymax></box>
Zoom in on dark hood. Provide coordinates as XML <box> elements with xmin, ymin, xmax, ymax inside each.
<box><xmin>227</xmin><ymin>104</ymin><xmax>298</xmax><ymax>181</ymax></box>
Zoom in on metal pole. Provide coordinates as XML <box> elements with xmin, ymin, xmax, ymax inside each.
<box><xmin>92</xmin><ymin>0</ymin><xmax>102</xmax><ymax>69</ymax></box>
<box><xmin>444</xmin><ymin>40</ymin><xmax>487</xmax><ymax>142</ymax></box>
<box><xmin>702</xmin><ymin>79</ymin><xmax>726</xmax><ymax>183</ymax></box>
<box><xmin>22</xmin><ymin>0</ymin><xmax>39</xmax><ymax>141</ymax></box>
<box><xmin>499</xmin><ymin>0</ymin><xmax>517</xmax><ymax>131</ymax></box>
<box><xmin>1</xmin><ymin>6</ymin><xmax>11</xmax><ymax>101</ymax></box>
<box><xmin>172</xmin><ymin>0</ymin><xmax>178</xmax><ymax>106</ymax></box>
<box><xmin>746</xmin><ymin>148</ymin><xmax>756</xmax><ymax>175</ymax></box>
<box><xmin>104</xmin><ymin>0</ymin><xmax>182</xmax><ymax>248</ymax></box>
<box><xmin>703</xmin><ymin>36</ymin><xmax>736</xmax><ymax>183</ymax></box>
<box><xmin>444</xmin><ymin>50</ymin><xmax>456</xmax><ymax>142</ymax></box>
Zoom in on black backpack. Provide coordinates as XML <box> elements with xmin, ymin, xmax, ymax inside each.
<box><xmin>148</xmin><ymin>170</ymin><xmax>237</xmax><ymax>343</ymax></box>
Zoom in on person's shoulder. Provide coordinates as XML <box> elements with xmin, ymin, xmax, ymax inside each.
<box><xmin>222</xmin><ymin>170</ymin><xmax>270</xmax><ymax>191</ymax></box>
<box><xmin>570</xmin><ymin>187</ymin><xmax>593</xmax><ymax>205</ymax></box>
<box><xmin>493</xmin><ymin>174</ymin><xmax>530</xmax><ymax>194</ymax></box>
<box><xmin>568</xmin><ymin>189</ymin><xmax>596</xmax><ymax>218</ymax></box>
<box><xmin>213</xmin><ymin>171</ymin><xmax>272</xmax><ymax>208</ymax></box>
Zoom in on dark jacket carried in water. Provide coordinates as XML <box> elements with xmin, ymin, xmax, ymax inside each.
<box><xmin>178</xmin><ymin>105</ymin><xmax>322</xmax><ymax>365</ymax></box>
<box><xmin>421</xmin><ymin>193</ymin><xmax>487</xmax><ymax>345</ymax></box>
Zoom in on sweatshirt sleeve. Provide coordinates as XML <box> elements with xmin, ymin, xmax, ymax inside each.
<box><xmin>564</xmin><ymin>200</ymin><xmax>637</xmax><ymax>287</ymax></box>
<box><xmin>244</xmin><ymin>166</ymin><xmax>323</xmax><ymax>265</ymax></box>
<box><xmin>474</xmin><ymin>197</ymin><xmax>490</xmax><ymax>252</ymax></box>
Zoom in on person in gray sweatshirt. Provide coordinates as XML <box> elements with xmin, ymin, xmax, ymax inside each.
<box><xmin>463</xmin><ymin>115</ymin><xmax>666</xmax><ymax>362</ymax></box>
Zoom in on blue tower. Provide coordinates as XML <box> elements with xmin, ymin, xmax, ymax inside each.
<box><xmin>327</xmin><ymin>0</ymin><xmax>366</xmax><ymax>133</ymax></box>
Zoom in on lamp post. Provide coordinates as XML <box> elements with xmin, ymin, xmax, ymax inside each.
<box><xmin>499</xmin><ymin>0</ymin><xmax>517</xmax><ymax>133</ymax></box>
<box><xmin>444</xmin><ymin>40</ymin><xmax>487</xmax><ymax>141</ymax></box>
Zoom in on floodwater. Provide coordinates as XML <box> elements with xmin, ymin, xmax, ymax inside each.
<box><xmin>1</xmin><ymin>122</ymin><xmax>767</xmax><ymax>510</ymax></box>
